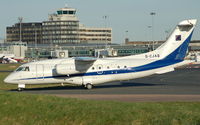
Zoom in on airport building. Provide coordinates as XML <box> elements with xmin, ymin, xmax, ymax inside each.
<box><xmin>6</xmin><ymin>6</ymin><xmax>112</xmax><ymax>44</ymax></box>
<box><xmin>79</xmin><ymin>24</ymin><xmax>112</xmax><ymax>44</ymax></box>
<box><xmin>0</xmin><ymin>38</ymin><xmax>4</xmax><ymax>44</ymax></box>
<box><xmin>125</xmin><ymin>39</ymin><xmax>200</xmax><ymax>51</ymax></box>
<box><xmin>2</xmin><ymin>39</ymin><xmax>200</xmax><ymax>61</ymax></box>
<box><xmin>25</xmin><ymin>44</ymin><xmax>148</xmax><ymax>59</ymax></box>
<box><xmin>42</xmin><ymin>7</ymin><xmax>80</xmax><ymax>44</ymax></box>
<box><xmin>6</xmin><ymin>22</ymin><xmax>42</xmax><ymax>44</ymax></box>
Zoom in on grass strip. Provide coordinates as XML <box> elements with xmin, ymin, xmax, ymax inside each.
<box><xmin>0</xmin><ymin>91</ymin><xmax>200</xmax><ymax>125</ymax></box>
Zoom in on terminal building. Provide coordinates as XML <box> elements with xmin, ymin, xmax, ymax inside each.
<box><xmin>79</xmin><ymin>24</ymin><xmax>112</xmax><ymax>44</ymax></box>
<box><xmin>6</xmin><ymin>6</ymin><xmax>112</xmax><ymax>45</ymax></box>
<box><xmin>6</xmin><ymin>23</ymin><xmax>42</xmax><ymax>44</ymax></box>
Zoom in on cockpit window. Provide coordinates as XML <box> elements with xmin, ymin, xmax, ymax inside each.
<box><xmin>16</xmin><ymin>66</ymin><xmax>30</xmax><ymax>72</ymax></box>
<box><xmin>25</xmin><ymin>67</ymin><xmax>30</xmax><ymax>71</ymax></box>
<box><xmin>16</xmin><ymin>67</ymin><xmax>23</xmax><ymax>71</ymax></box>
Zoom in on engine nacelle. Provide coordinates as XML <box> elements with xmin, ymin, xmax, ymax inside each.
<box><xmin>55</xmin><ymin>64</ymin><xmax>79</xmax><ymax>75</ymax></box>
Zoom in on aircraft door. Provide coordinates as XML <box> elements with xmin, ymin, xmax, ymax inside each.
<box><xmin>36</xmin><ymin>64</ymin><xmax>44</xmax><ymax>80</ymax></box>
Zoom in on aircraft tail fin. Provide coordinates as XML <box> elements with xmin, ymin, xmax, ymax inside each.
<box><xmin>156</xmin><ymin>19</ymin><xmax>197</xmax><ymax>61</ymax></box>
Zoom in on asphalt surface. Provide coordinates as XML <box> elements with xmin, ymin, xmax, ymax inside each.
<box><xmin>19</xmin><ymin>67</ymin><xmax>200</xmax><ymax>102</ymax></box>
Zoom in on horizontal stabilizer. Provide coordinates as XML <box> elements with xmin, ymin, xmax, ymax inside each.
<box><xmin>174</xmin><ymin>60</ymin><xmax>195</xmax><ymax>68</ymax></box>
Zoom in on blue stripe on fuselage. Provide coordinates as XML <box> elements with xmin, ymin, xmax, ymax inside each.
<box><xmin>22</xmin><ymin>59</ymin><xmax>182</xmax><ymax>80</ymax></box>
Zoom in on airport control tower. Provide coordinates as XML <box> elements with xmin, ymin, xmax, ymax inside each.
<box><xmin>48</xmin><ymin>6</ymin><xmax>78</xmax><ymax>21</ymax></box>
<box><xmin>42</xmin><ymin>6</ymin><xmax>80</xmax><ymax>44</ymax></box>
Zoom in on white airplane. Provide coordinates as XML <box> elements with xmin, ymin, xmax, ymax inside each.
<box><xmin>0</xmin><ymin>54</ymin><xmax>18</xmax><ymax>63</ymax></box>
<box><xmin>4</xmin><ymin>19</ymin><xmax>197</xmax><ymax>91</ymax></box>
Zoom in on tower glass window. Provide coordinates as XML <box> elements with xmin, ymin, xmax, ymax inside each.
<box><xmin>69</xmin><ymin>11</ymin><xmax>75</xmax><ymax>14</ymax></box>
<box><xmin>63</xmin><ymin>11</ymin><xmax>68</xmax><ymax>14</ymax></box>
<box><xmin>57</xmin><ymin>11</ymin><xmax>62</xmax><ymax>15</ymax></box>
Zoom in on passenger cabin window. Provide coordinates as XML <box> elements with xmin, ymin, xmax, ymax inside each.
<box><xmin>16</xmin><ymin>66</ymin><xmax>30</xmax><ymax>72</ymax></box>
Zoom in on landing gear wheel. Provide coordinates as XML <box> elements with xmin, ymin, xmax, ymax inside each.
<box><xmin>85</xmin><ymin>83</ymin><xmax>93</xmax><ymax>90</ymax></box>
<box><xmin>18</xmin><ymin>88</ymin><xmax>23</xmax><ymax>92</ymax></box>
<box><xmin>17</xmin><ymin>84</ymin><xmax>25</xmax><ymax>92</ymax></box>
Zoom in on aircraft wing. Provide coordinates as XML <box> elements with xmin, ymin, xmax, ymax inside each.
<box><xmin>7</xmin><ymin>57</ymin><xmax>18</xmax><ymax>63</ymax></box>
<box><xmin>74</xmin><ymin>57</ymin><xmax>97</xmax><ymax>62</ymax></box>
<box><xmin>74</xmin><ymin>57</ymin><xmax>97</xmax><ymax>71</ymax></box>
<box><xmin>0</xmin><ymin>56</ymin><xmax>17</xmax><ymax>63</ymax></box>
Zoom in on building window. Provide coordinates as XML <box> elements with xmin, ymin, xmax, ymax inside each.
<box><xmin>57</xmin><ymin>11</ymin><xmax>62</xmax><ymax>15</ymax></box>
<box><xmin>63</xmin><ymin>11</ymin><xmax>68</xmax><ymax>14</ymax></box>
<box><xmin>69</xmin><ymin>11</ymin><xmax>74</xmax><ymax>14</ymax></box>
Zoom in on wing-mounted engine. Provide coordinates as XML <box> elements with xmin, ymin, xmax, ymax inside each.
<box><xmin>55</xmin><ymin>64</ymin><xmax>79</xmax><ymax>75</ymax></box>
<box><xmin>55</xmin><ymin>57</ymin><xmax>97</xmax><ymax>75</ymax></box>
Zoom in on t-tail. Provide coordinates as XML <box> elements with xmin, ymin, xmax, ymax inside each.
<box><xmin>155</xmin><ymin>19</ymin><xmax>197</xmax><ymax>61</ymax></box>
<box><xmin>133</xmin><ymin>19</ymin><xmax>197</xmax><ymax>61</ymax></box>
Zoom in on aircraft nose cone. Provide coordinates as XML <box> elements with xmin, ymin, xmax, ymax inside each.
<box><xmin>4</xmin><ymin>76</ymin><xmax>11</xmax><ymax>83</ymax></box>
<box><xmin>4</xmin><ymin>75</ymin><xmax>15</xmax><ymax>84</ymax></box>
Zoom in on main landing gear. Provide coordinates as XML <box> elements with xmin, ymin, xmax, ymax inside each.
<box><xmin>18</xmin><ymin>88</ymin><xmax>23</xmax><ymax>92</ymax></box>
<box><xmin>84</xmin><ymin>83</ymin><xmax>93</xmax><ymax>90</ymax></box>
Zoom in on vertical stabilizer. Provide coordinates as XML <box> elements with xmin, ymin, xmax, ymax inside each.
<box><xmin>156</xmin><ymin>19</ymin><xmax>197</xmax><ymax>60</ymax></box>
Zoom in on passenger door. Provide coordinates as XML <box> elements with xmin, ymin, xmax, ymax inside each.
<box><xmin>36</xmin><ymin>64</ymin><xmax>44</xmax><ymax>80</ymax></box>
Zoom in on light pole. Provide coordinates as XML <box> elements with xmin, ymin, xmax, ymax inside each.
<box><xmin>35</xmin><ymin>26</ymin><xmax>37</xmax><ymax>49</ymax></box>
<box><xmin>125</xmin><ymin>30</ymin><xmax>129</xmax><ymax>38</ymax></box>
<box><xmin>103</xmin><ymin>15</ymin><xmax>108</xmax><ymax>47</ymax></box>
<box><xmin>147</xmin><ymin>25</ymin><xmax>152</xmax><ymax>49</ymax></box>
<box><xmin>125</xmin><ymin>30</ymin><xmax>129</xmax><ymax>44</ymax></box>
<box><xmin>18</xmin><ymin>17</ymin><xmax>23</xmax><ymax>42</ymax></box>
<box><xmin>32</xmin><ymin>23</ymin><xmax>37</xmax><ymax>49</ymax></box>
<box><xmin>150</xmin><ymin>12</ymin><xmax>156</xmax><ymax>50</ymax></box>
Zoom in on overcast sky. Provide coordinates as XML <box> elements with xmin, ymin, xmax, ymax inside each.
<box><xmin>0</xmin><ymin>0</ymin><xmax>199</xmax><ymax>44</ymax></box>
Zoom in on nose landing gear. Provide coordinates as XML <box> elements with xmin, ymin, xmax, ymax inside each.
<box><xmin>18</xmin><ymin>84</ymin><xmax>25</xmax><ymax>92</ymax></box>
